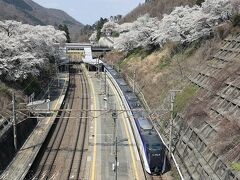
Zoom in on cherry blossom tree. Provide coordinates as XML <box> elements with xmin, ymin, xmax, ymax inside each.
<box><xmin>89</xmin><ymin>31</ymin><xmax>97</xmax><ymax>43</ymax></box>
<box><xmin>96</xmin><ymin>0</ymin><xmax>236</xmax><ymax>51</ymax></box>
<box><xmin>101</xmin><ymin>21</ymin><xmax>119</xmax><ymax>36</ymax></box>
<box><xmin>0</xmin><ymin>20</ymin><xmax>66</xmax><ymax>81</ymax></box>
<box><xmin>114</xmin><ymin>14</ymin><xmax>160</xmax><ymax>51</ymax></box>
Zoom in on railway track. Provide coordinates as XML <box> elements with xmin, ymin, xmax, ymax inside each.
<box><xmin>145</xmin><ymin>171</ymin><xmax>163</xmax><ymax>180</ymax></box>
<box><xmin>147</xmin><ymin>174</ymin><xmax>163</xmax><ymax>180</ymax></box>
<box><xmin>26</xmin><ymin>65</ymin><xmax>89</xmax><ymax>180</ymax></box>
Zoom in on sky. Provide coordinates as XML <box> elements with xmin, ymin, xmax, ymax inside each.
<box><xmin>33</xmin><ymin>0</ymin><xmax>145</xmax><ymax>25</ymax></box>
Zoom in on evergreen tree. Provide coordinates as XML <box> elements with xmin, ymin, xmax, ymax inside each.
<box><xmin>196</xmin><ymin>0</ymin><xmax>205</xmax><ymax>6</ymax></box>
<box><xmin>96</xmin><ymin>17</ymin><xmax>108</xmax><ymax>40</ymax></box>
<box><xmin>232</xmin><ymin>14</ymin><xmax>240</xmax><ymax>27</ymax></box>
<box><xmin>58</xmin><ymin>24</ymin><xmax>71</xmax><ymax>43</ymax></box>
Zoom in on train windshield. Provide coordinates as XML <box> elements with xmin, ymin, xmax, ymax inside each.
<box><xmin>150</xmin><ymin>144</ymin><xmax>161</xmax><ymax>150</ymax></box>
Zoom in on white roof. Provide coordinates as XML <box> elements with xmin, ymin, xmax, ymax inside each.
<box><xmin>82</xmin><ymin>46</ymin><xmax>103</xmax><ymax>65</ymax></box>
<box><xmin>82</xmin><ymin>58</ymin><xmax>103</xmax><ymax>65</ymax></box>
<box><xmin>27</xmin><ymin>100</ymin><xmax>46</xmax><ymax>107</ymax></box>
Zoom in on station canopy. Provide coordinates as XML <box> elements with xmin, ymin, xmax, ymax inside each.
<box><xmin>82</xmin><ymin>46</ymin><xmax>103</xmax><ymax>65</ymax></box>
<box><xmin>82</xmin><ymin>58</ymin><xmax>103</xmax><ymax>65</ymax></box>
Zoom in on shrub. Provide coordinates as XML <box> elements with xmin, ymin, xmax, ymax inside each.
<box><xmin>183</xmin><ymin>41</ymin><xmax>200</xmax><ymax>57</ymax></box>
<box><xmin>111</xmin><ymin>31</ymin><xmax>120</xmax><ymax>37</ymax></box>
<box><xmin>195</xmin><ymin>0</ymin><xmax>205</xmax><ymax>6</ymax></box>
<box><xmin>19</xmin><ymin>75</ymin><xmax>41</xmax><ymax>96</ymax></box>
<box><xmin>232</xmin><ymin>14</ymin><xmax>240</xmax><ymax>27</ymax></box>
<box><xmin>216</xmin><ymin>23</ymin><xmax>232</xmax><ymax>40</ymax></box>
<box><xmin>231</xmin><ymin>163</ymin><xmax>240</xmax><ymax>170</ymax></box>
<box><xmin>174</xmin><ymin>84</ymin><xmax>199</xmax><ymax>114</ymax></box>
<box><xmin>0</xmin><ymin>83</ymin><xmax>11</xmax><ymax>98</ymax></box>
<box><xmin>127</xmin><ymin>47</ymin><xmax>142</xmax><ymax>58</ymax></box>
<box><xmin>158</xmin><ymin>56</ymin><xmax>172</xmax><ymax>70</ymax></box>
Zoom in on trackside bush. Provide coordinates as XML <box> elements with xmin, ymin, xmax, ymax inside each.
<box><xmin>232</xmin><ymin>14</ymin><xmax>240</xmax><ymax>27</ymax></box>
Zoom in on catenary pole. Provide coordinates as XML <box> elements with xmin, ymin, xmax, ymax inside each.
<box><xmin>12</xmin><ymin>92</ymin><xmax>17</xmax><ymax>151</ymax></box>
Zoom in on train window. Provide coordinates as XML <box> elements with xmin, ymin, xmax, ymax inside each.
<box><xmin>150</xmin><ymin>144</ymin><xmax>161</xmax><ymax>150</ymax></box>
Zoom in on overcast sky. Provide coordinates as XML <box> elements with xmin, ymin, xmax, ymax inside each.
<box><xmin>33</xmin><ymin>0</ymin><xmax>144</xmax><ymax>25</ymax></box>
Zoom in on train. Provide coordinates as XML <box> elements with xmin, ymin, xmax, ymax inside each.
<box><xmin>103</xmin><ymin>63</ymin><xmax>168</xmax><ymax>175</ymax></box>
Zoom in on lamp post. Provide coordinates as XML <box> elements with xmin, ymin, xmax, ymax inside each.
<box><xmin>114</xmin><ymin>138</ymin><xmax>128</xmax><ymax>180</ymax></box>
<box><xmin>97</xmin><ymin>57</ymin><xmax>100</xmax><ymax>75</ymax></box>
<box><xmin>111</xmin><ymin>109</ymin><xmax>128</xmax><ymax>180</ymax></box>
<box><xmin>104</xmin><ymin>69</ymin><xmax>107</xmax><ymax>95</ymax></box>
<box><xmin>112</xmin><ymin>109</ymin><xmax>117</xmax><ymax>144</ymax></box>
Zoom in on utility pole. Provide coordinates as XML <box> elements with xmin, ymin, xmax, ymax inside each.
<box><xmin>133</xmin><ymin>70</ymin><xmax>136</xmax><ymax>94</ymax></box>
<box><xmin>169</xmin><ymin>90</ymin><xmax>181</xmax><ymax>157</ymax></box>
<box><xmin>55</xmin><ymin>59</ymin><xmax>59</xmax><ymax>87</ymax></box>
<box><xmin>47</xmin><ymin>83</ymin><xmax>51</xmax><ymax>111</ymax></box>
<box><xmin>107</xmin><ymin>85</ymin><xmax>110</xmax><ymax>99</ymax></box>
<box><xmin>115</xmin><ymin>136</ymin><xmax>118</xmax><ymax>180</ymax></box>
<box><xmin>112</xmin><ymin>109</ymin><xmax>118</xmax><ymax>179</ymax></box>
<box><xmin>112</xmin><ymin>109</ymin><xmax>117</xmax><ymax>145</ymax></box>
<box><xmin>104</xmin><ymin>69</ymin><xmax>107</xmax><ymax>95</ymax></box>
<box><xmin>111</xmin><ymin>108</ymin><xmax>128</xmax><ymax>179</ymax></box>
<box><xmin>12</xmin><ymin>92</ymin><xmax>17</xmax><ymax>151</ymax></box>
<box><xmin>97</xmin><ymin>57</ymin><xmax>100</xmax><ymax>76</ymax></box>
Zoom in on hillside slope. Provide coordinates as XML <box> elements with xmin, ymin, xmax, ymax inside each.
<box><xmin>103</xmin><ymin>0</ymin><xmax>240</xmax><ymax>179</ymax></box>
<box><xmin>0</xmin><ymin>0</ymin><xmax>83</xmax><ymax>41</ymax></box>
<box><xmin>121</xmin><ymin>0</ymin><xmax>195</xmax><ymax>23</ymax></box>
<box><xmin>105</xmin><ymin>27</ymin><xmax>240</xmax><ymax>179</ymax></box>
<box><xmin>173</xmin><ymin>32</ymin><xmax>240</xmax><ymax>179</ymax></box>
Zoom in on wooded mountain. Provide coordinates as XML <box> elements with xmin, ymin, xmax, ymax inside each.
<box><xmin>0</xmin><ymin>0</ymin><xmax>83</xmax><ymax>41</ymax></box>
<box><xmin>121</xmin><ymin>0</ymin><xmax>196</xmax><ymax>23</ymax></box>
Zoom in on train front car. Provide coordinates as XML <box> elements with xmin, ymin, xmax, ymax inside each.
<box><xmin>104</xmin><ymin>64</ymin><xmax>168</xmax><ymax>175</ymax></box>
<box><xmin>145</xmin><ymin>132</ymin><xmax>166</xmax><ymax>174</ymax></box>
<box><xmin>136</xmin><ymin>117</ymin><xmax>167</xmax><ymax>175</ymax></box>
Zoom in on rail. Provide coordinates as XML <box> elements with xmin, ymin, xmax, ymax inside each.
<box><xmin>0</xmin><ymin>73</ymin><xmax>70</xmax><ymax>180</ymax></box>
<box><xmin>28</xmin><ymin>65</ymin><xmax>89</xmax><ymax>179</ymax></box>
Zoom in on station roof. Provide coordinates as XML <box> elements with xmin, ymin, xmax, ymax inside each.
<box><xmin>27</xmin><ymin>100</ymin><xmax>46</xmax><ymax>107</ymax></box>
<box><xmin>82</xmin><ymin>58</ymin><xmax>103</xmax><ymax>65</ymax></box>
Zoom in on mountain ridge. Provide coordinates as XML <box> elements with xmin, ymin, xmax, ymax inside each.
<box><xmin>0</xmin><ymin>0</ymin><xmax>83</xmax><ymax>41</ymax></box>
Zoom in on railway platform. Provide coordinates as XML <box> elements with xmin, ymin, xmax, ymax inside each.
<box><xmin>85</xmin><ymin>69</ymin><xmax>146</xmax><ymax>180</ymax></box>
<box><xmin>0</xmin><ymin>73</ymin><xmax>69</xmax><ymax>180</ymax></box>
